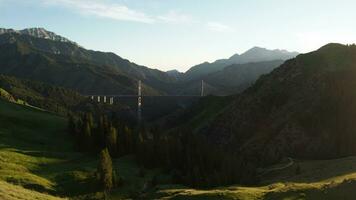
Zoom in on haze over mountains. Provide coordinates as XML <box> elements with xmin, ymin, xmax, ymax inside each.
<box><xmin>0</xmin><ymin>28</ymin><xmax>299</xmax><ymax>96</ymax></box>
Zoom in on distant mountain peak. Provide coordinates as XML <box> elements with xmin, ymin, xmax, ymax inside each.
<box><xmin>228</xmin><ymin>47</ymin><xmax>298</xmax><ymax>61</ymax></box>
<box><xmin>166</xmin><ymin>69</ymin><xmax>181</xmax><ymax>73</ymax></box>
<box><xmin>0</xmin><ymin>27</ymin><xmax>77</xmax><ymax>45</ymax></box>
<box><xmin>184</xmin><ymin>47</ymin><xmax>299</xmax><ymax>81</ymax></box>
<box><xmin>228</xmin><ymin>53</ymin><xmax>240</xmax><ymax>60</ymax></box>
<box><xmin>244</xmin><ymin>46</ymin><xmax>296</xmax><ymax>54</ymax></box>
<box><xmin>166</xmin><ymin>69</ymin><xmax>183</xmax><ymax>79</ymax></box>
<box><xmin>249</xmin><ymin>46</ymin><xmax>267</xmax><ymax>51</ymax></box>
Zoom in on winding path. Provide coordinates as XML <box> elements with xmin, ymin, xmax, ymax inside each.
<box><xmin>260</xmin><ymin>157</ymin><xmax>294</xmax><ymax>176</ymax></box>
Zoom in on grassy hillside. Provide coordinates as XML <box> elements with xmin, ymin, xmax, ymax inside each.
<box><xmin>0</xmin><ymin>99</ymin><xmax>83</xmax><ymax>199</ymax></box>
<box><xmin>0</xmin><ymin>99</ymin><xmax>159</xmax><ymax>199</ymax></box>
<box><xmin>201</xmin><ymin>43</ymin><xmax>356</xmax><ymax>165</ymax></box>
<box><xmin>0</xmin><ymin>181</ymin><xmax>65</xmax><ymax>200</ymax></box>
<box><xmin>0</xmin><ymin>75</ymin><xmax>86</xmax><ymax>115</ymax></box>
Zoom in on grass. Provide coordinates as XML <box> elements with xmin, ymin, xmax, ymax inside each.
<box><xmin>147</xmin><ymin>157</ymin><xmax>356</xmax><ymax>200</ymax></box>
<box><xmin>0</xmin><ymin>88</ymin><xmax>14</xmax><ymax>101</ymax></box>
<box><xmin>0</xmin><ymin>99</ymin><xmax>162</xmax><ymax>199</ymax></box>
<box><xmin>0</xmin><ymin>99</ymin><xmax>88</xmax><ymax>199</ymax></box>
<box><xmin>0</xmin><ymin>180</ymin><xmax>66</xmax><ymax>200</ymax></box>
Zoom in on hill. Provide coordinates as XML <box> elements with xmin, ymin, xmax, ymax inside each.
<box><xmin>166</xmin><ymin>69</ymin><xmax>184</xmax><ymax>80</ymax></box>
<box><xmin>201</xmin><ymin>43</ymin><xmax>356</xmax><ymax>165</ymax></box>
<box><xmin>146</xmin><ymin>156</ymin><xmax>356</xmax><ymax>200</ymax></box>
<box><xmin>184</xmin><ymin>47</ymin><xmax>298</xmax><ymax>81</ymax></box>
<box><xmin>0</xmin><ymin>28</ymin><xmax>176</xmax><ymax>95</ymax></box>
<box><xmin>0</xmin><ymin>74</ymin><xmax>87</xmax><ymax>114</ymax></box>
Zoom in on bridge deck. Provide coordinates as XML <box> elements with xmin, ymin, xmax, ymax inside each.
<box><xmin>86</xmin><ymin>95</ymin><xmax>202</xmax><ymax>97</ymax></box>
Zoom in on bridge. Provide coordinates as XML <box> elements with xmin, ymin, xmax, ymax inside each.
<box><xmin>87</xmin><ymin>80</ymin><xmax>205</xmax><ymax>122</ymax></box>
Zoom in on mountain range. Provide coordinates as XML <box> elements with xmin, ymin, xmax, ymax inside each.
<box><xmin>0</xmin><ymin>27</ymin><xmax>77</xmax><ymax>45</ymax></box>
<box><xmin>182</xmin><ymin>60</ymin><xmax>286</xmax><ymax>95</ymax></box>
<box><xmin>183</xmin><ymin>46</ymin><xmax>299</xmax><ymax>81</ymax></box>
<box><xmin>0</xmin><ymin>27</ymin><xmax>300</xmax><ymax>96</ymax></box>
<box><xmin>0</xmin><ymin>28</ymin><xmax>179</xmax><ymax>95</ymax></box>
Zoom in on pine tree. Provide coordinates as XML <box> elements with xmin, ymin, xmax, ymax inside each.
<box><xmin>123</xmin><ymin>126</ymin><xmax>133</xmax><ymax>154</ymax></box>
<box><xmin>97</xmin><ymin>148</ymin><xmax>114</xmax><ymax>192</ymax></box>
<box><xmin>84</xmin><ymin>112</ymin><xmax>94</xmax><ymax>128</ymax></box>
<box><xmin>106</xmin><ymin>126</ymin><xmax>118</xmax><ymax>156</ymax></box>
<box><xmin>67</xmin><ymin>114</ymin><xmax>76</xmax><ymax>136</ymax></box>
<box><xmin>93</xmin><ymin>115</ymin><xmax>105</xmax><ymax>150</ymax></box>
<box><xmin>82</xmin><ymin>121</ymin><xmax>92</xmax><ymax>150</ymax></box>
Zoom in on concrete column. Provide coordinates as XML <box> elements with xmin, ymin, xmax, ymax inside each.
<box><xmin>137</xmin><ymin>80</ymin><xmax>142</xmax><ymax>122</ymax></box>
<box><xmin>103</xmin><ymin>96</ymin><xmax>107</xmax><ymax>103</ymax></box>
<box><xmin>201</xmin><ymin>80</ymin><xmax>204</xmax><ymax>97</ymax></box>
<box><xmin>97</xmin><ymin>96</ymin><xmax>100</xmax><ymax>103</ymax></box>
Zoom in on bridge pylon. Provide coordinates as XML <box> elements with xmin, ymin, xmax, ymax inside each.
<box><xmin>137</xmin><ymin>80</ymin><xmax>142</xmax><ymax>123</ymax></box>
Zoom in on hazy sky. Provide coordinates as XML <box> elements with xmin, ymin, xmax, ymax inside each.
<box><xmin>1</xmin><ymin>0</ymin><xmax>356</xmax><ymax>71</ymax></box>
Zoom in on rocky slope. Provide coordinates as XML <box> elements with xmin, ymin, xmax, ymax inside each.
<box><xmin>0</xmin><ymin>27</ymin><xmax>76</xmax><ymax>44</ymax></box>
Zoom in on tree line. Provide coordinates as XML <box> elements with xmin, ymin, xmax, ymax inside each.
<box><xmin>68</xmin><ymin>112</ymin><xmax>258</xmax><ymax>190</ymax></box>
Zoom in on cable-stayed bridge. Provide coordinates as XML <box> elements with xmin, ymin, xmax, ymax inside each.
<box><xmin>87</xmin><ymin>80</ymin><xmax>205</xmax><ymax>121</ymax></box>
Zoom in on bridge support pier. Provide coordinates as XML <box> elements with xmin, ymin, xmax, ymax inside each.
<box><xmin>110</xmin><ymin>97</ymin><xmax>113</xmax><ymax>105</ymax></box>
<box><xmin>97</xmin><ymin>96</ymin><xmax>100</xmax><ymax>103</ymax></box>
<box><xmin>103</xmin><ymin>96</ymin><xmax>107</xmax><ymax>103</ymax></box>
<box><xmin>137</xmin><ymin>80</ymin><xmax>142</xmax><ymax>123</ymax></box>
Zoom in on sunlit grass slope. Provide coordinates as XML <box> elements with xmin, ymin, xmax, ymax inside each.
<box><xmin>0</xmin><ymin>99</ymin><xmax>161</xmax><ymax>199</ymax></box>
<box><xmin>0</xmin><ymin>99</ymin><xmax>87</xmax><ymax>199</ymax></box>
<box><xmin>0</xmin><ymin>181</ymin><xmax>66</xmax><ymax>200</ymax></box>
<box><xmin>149</xmin><ymin>157</ymin><xmax>356</xmax><ymax>200</ymax></box>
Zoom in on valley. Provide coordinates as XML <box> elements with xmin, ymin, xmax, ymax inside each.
<box><xmin>0</xmin><ymin>25</ymin><xmax>356</xmax><ymax>200</ymax></box>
